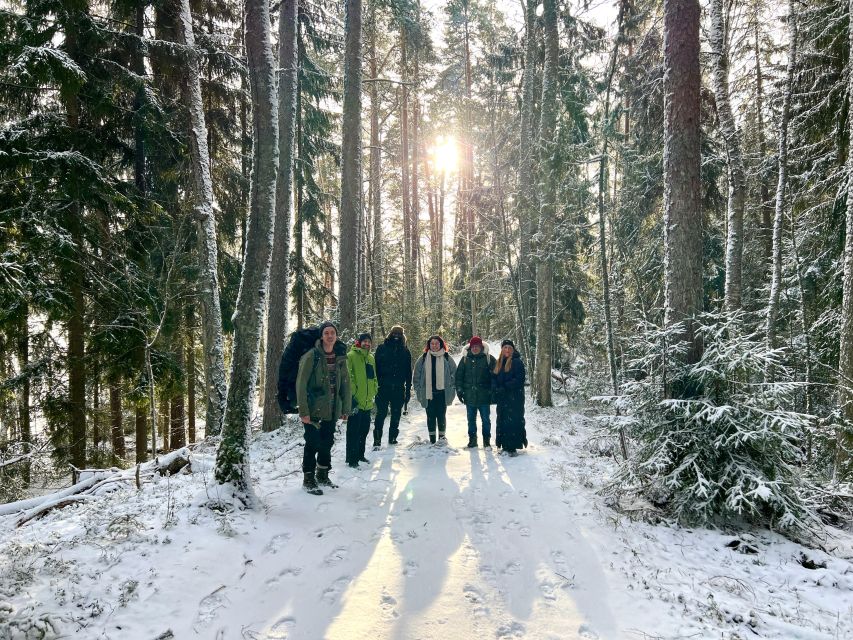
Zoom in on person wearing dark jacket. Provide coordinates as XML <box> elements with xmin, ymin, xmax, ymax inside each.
<box><xmin>295</xmin><ymin>321</ymin><xmax>351</xmax><ymax>494</ymax></box>
<box><xmin>491</xmin><ymin>339</ymin><xmax>527</xmax><ymax>456</ymax></box>
<box><xmin>456</xmin><ymin>336</ymin><xmax>497</xmax><ymax>448</ymax></box>
<box><xmin>413</xmin><ymin>335</ymin><xmax>457</xmax><ymax>444</ymax></box>
<box><xmin>372</xmin><ymin>325</ymin><xmax>412</xmax><ymax>447</ymax></box>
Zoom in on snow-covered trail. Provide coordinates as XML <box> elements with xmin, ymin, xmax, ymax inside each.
<box><xmin>199</xmin><ymin>401</ymin><xmax>617</xmax><ymax>640</ymax></box>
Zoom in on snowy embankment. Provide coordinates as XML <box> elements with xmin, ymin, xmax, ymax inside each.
<box><xmin>1</xmin><ymin>396</ymin><xmax>852</xmax><ymax>639</ymax></box>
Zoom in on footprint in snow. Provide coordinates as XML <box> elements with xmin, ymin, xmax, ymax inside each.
<box><xmin>502</xmin><ymin>561</ymin><xmax>521</xmax><ymax>576</ymax></box>
<box><xmin>355</xmin><ymin>508</ymin><xmax>372</xmax><ymax>520</ymax></box>
<box><xmin>463</xmin><ymin>584</ymin><xmax>490</xmax><ymax>616</ymax></box>
<box><xmin>265</xmin><ymin>616</ymin><xmax>296</xmax><ymax>639</ymax></box>
<box><xmin>194</xmin><ymin>587</ymin><xmax>229</xmax><ymax>628</ymax></box>
<box><xmin>380</xmin><ymin>589</ymin><xmax>399</xmax><ymax>619</ymax></box>
<box><xmin>578</xmin><ymin>623</ymin><xmax>599</xmax><ymax>639</ymax></box>
<box><xmin>315</xmin><ymin>501</ymin><xmax>333</xmax><ymax>513</ymax></box>
<box><xmin>519</xmin><ymin>526</ymin><xmax>531</xmax><ymax>537</ymax></box>
<box><xmin>323</xmin><ymin>546</ymin><xmax>349</xmax><ymax>565</ymax></box>
<box><xmin>403</xmin><ymin>560</ymin><xmax>419</xmax><ymax>577</ymax></box>
<box><xmin>265</xmin><ymin>567</ymin><xmax>302</xmax><ymax>586</ymax></box>
<box><xmin>263</xmin><ymin>533</ymin><xmax>292</xmax><ymax>554</ymax></box>
<box><xmin>495</xmin><ymin>621</ymin><xmax>526</xmax><ymax>638</ymax></box>
<box><xmin>321</xmin><ymin>576</ymin><xmax>350</xmax><ymax>603</ymax></box>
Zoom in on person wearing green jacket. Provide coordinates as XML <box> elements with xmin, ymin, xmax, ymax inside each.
<box><xmin>296</xmin><ymin>321</ymin><xmax>351</xmax><ymax>495</ymax></box>
<box><xmin>456</xmin><ymin>336</ymin><xmax>497</xmax><ymax>448</ymax></box>
<box><xmin>346</xmin><ymin>332</ymin><xmax>379</xmax><ymax>468</ymax></box>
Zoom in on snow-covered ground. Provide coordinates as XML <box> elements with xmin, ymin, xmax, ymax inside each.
<box><xmin>2</xmin><ymin>392</ymin><xmax>853</xmax><ymax>639</ymax></box>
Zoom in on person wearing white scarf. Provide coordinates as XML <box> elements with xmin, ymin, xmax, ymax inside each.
<box><xmin>413</xmin><ymin>335</ymin><xmax>457</xmax><ymax>444</ymax></box>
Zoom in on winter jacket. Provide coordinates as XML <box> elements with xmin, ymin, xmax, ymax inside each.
<box><xmin>296</xmin><ymin>339</ymin><xmax>352</xmax><ymax>421</ymax></box>
<box><xmin>491</xmin><ymin>351</ymin><xmax>527</xmax><ymax>450</ymax></box>
<box><xmin>347</xmin><ymin>345</ymin><xmax>379</xmax><ymax>411</ymax></box>
<box><xmin>412</xmin><ymin>351</ymin><xmax>457</xmax><ymax>406</ymax></box>
<box><xmin>456</xmin><ymin>345</ymin><xmax>497</xmax><ymax>407</ymax></box>
<box><xmin>374</xmin><ymin>337</ymin><xmax>413</xmax><ymax>390</ymax></box>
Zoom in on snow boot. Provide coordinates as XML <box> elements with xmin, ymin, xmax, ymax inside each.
<box><xmin>373</xmin><ymin>443</ymin><xmax>381</xmax><ymax>451</ymax></box>
<box><xmin>429</xmin><ymin>432</ymin><xmax>437</xmax><ymax>444</ymax></box>
<box><xmin>388</xmin><ymin>438</ymin><xmax>398</xmax><ymax>445</ymax></box>
<box><xmin>347</xmin><ymin>461</ymin><xmax>359</xmax><ymax>469</ymax></box>
<box><xmin>483</xmin><ymin>437</ymin><xmax>491</xmax><ymax>449</ymax></box>
<box><xmin>358</xmin><ymin>456</ymin><xmax>370</xmax><ymax>464</ymax></box>
<box><xmin>303</xmin><ymin>472</ymin><xmax>323</xmax><ymax>495</ymax></box>
<box><xmin>466</xmin><ymin>436</ymin><xmax>477</xmax><ymax>449</ymax></box>
<box><xmin>507</xmin><ymin>450</ymin><xmax>519</xmax><ymax>457</ymax></box>
<box><xmin>316</xmin><ymin>467</ymin><xmax>338</xmax><ymax>489</ymax></box>
<box><xmin>437</xmin><ymin>433</ymin><xmax>447</xmax><ymax>445</ymax></box>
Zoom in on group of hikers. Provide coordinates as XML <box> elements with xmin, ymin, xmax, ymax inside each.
<box><xmin>281</xmin><ymin>322</ymin><xmax>528</xmax><ymax>495</ymax></box>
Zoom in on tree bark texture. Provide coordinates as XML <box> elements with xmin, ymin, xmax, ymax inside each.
<box><xmin>662</xmin><ymin>0</ymin><xmax>703</xmax><ymax>368</ymax></box>
<box><xmin>214</xmin><ymin>0</ymin><xmax>279</xmax><ymax>504</ymax></box>
<box><xmin>710</xmin><ymin>0</ymin><xmax>746</xmax><ymax>314</ymax></box>
<box><xmin>175</xmin><ymin>0</ymin><xmax>227</xmax><ymax>436</ymax></box>
<box><xmin>262</xmin><ymin>0</ymin><xmax>298</xmax><ymax>433</ymax></box>
<box><xmin>534</xmin><ymin>0</ymin><xmax>558</xmax><ymax>407</ymax></box>
<box><xmin>838</xmin><ymin>0</ymin><xmax>853</xmax><ymax>456</ymax></box>
<box><xmin>338</xmin><ymin>0</ymin><xmax>363</xmax><ymax>335</ymax></box>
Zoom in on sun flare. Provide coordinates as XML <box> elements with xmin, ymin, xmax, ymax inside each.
<box><xmin>429</xmin><ymin>135</ymin><xmax>458</xmax><ymax>174</ymax></box>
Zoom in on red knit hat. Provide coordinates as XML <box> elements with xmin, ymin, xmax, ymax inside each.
<box><xmin>469</xmin><ymin>336</ymin><xmax>483</xmax><ymax>348</ymax></box>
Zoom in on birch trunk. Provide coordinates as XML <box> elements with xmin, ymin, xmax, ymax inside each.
<box><xmin>214</xmin><ymin>0</ymin><xmax>279</xmax><ymax>504</ymax></box>
<box><xmin>710</xmin><ymin>0</ymin><xmax>746</xmax><ymax>314</ymax></box>
<box><xmin>174</xmin><ymin>0</ymin><xmax>227</xmax><ymax>436</ymax></box>
<box><xmin>338</xmin><ymin>0</ymin><xmax>363</xmax><ymax>335</ymax></box>
<box><xmin>534</xmin><ymin>0</ymin><xmax>558</xmax><ymax>407</ymax></box>
<box><xmin>262</xmin><ymin>0</ymin><xmax>298</xmax><ymax>433</ymax></box>
<box><xmin>766</xmin><ymin>0</ymin><xmax>797</xmax><ymax>360</ymax></box>
<box><xmin>662</xmin><ymin>0</ymin><xmax>703</xmax><ymax>373</ymax></box>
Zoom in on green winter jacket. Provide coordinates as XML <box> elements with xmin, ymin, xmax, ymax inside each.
<box><xmin>456</xmin><ymin>345</ymin><xmax>497</xmax><ymax>406</ymax></box>
<box><xmin>347</xmin><ymin>345</ymin><xmax>379</xmax><ymax>411</ymax></box>
<box><xmin>296</xmin><ymin>340</ymin><xmax>352</xmax><ymax>421</ymax></box>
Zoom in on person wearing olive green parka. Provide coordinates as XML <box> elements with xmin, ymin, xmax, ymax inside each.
<box><xmin>296</xmin><ymin>321</ymin><xmax>351</xmax><ymax>495</ymax></box>
<box><xmin>346</xmin><ymin>332</ymin><xmax>379</xmax><ymax>468</ymax></box>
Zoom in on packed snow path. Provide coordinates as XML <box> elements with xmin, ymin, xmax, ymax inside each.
<box><xmin>4</xmin><ymin>398</ymin><xmax>853</xmax><ymax>639</ymax></box>
<box><xmin>240</xmin><ymin>400</ymin><xmax>617</xmax><ymax>640</ymax></box>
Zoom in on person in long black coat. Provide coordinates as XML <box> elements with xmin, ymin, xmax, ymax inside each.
<box><xmin>491</xmin><ymin>339</ymin><xmax>527</xmax><ymax>456</ymax></box>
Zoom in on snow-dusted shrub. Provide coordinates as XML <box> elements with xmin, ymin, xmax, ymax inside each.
<box><xmin>602</xmin><ymin>315</ymin><xmax>820</xmax><ymax>534</ymax></box>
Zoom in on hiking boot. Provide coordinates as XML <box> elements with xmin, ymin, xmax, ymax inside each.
<box><xmin>347</xmin><ymin>461</ymin><xmax>359</xmax><ymax>469</ymax></box>
<box><xmin>437</xmin><ymin>434</ymin><xmax>447</xmax><ymax>446</ymax></box>
<box><xmin>466</xmin><ymin>436</ymin><xmax>477</xmax><ymax>449</ymax></box>
<box><xmin>316</xmin><ymin>468</ymin><xmax>338</xmax><ymax>489</ymax></box>
<box><xmin>303</xmin><ymin>472</ymin><xmax>323</xmax><ymax>495</ymax></box>
<box><xmin>483</xmin><ymin>437</ymin><xmax>491</xmax><ymax>449</ymax></box>
<box><xmin>429</xmin><ymin>433</ymin><xmax>437</xmax><ymax>444</ymax></box>
<box><xmin>388</xmin><ymin>439</ymin><xmax>398</xmax><ymax>445</ymax></box>
<box><xmin>507</xmin><ymin>450</ymin><xmax>518</xmax><ymax>457</ymax></box>
<box><xmin>372</xmin><ymin>444</ymin><xmax>381</xmax><ymax>451</ymax></box>
<box><xmin>358</xmin><ymin>456</ymin><xmax>370</xmax><ymax>464</ymax></box>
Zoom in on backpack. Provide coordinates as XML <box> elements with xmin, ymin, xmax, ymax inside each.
<box><xmin>277</xmin><ymin>326</ymin><xmax>321</xmax><ymax>413</ymax></box>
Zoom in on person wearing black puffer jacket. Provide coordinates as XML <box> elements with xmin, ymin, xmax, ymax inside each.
<box><xmin>491</xmin><ymin>339</ymin><xmax>527</xmax><ymax>456</ymax></box>
<box><xmin>372</xmin><ymin>325</ymin><xmax>413</xmax><ymax>447</ymax></box>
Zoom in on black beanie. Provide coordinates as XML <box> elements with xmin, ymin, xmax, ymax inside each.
<box><xmin>501</xmin><ymin>339</ymin><xmax>515</xmax><ymax>349</ymax></box>
<box><xmin>318</xmin><ymin>320</ymin><xmax>338</xmax><ymax>335</ymax></box>
<box><xmin>357</xmin><ymin>332</ymin><xmax>372</xmax><ymax>344</ymax></box>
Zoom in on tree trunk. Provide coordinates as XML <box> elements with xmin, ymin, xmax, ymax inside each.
<box><xmin>16</xmin><ymin>305</ymin><xmax>30</xmax><ymax>484</ymax></box>
<box><xmin>710</xmin><ymin>0</ymin><xmax>746</xmax><ymax>314</ymax></box>
<box><xmin>175</xmin><ymin>0</ymin><xmax>227</xmax><ymax>436</ymax></box>
<box><xmin>170</xmin><ymin>319</ymin><xmax>186</xmax><ymax>449</ymax></box>
<box><xmin>160</xmin><ymin>394</ymin><xmax>170</xmax><ymax>451</ymax></box>
<box><xmin>662</xmin><ymin>0</ymin><xmax>703</xmax><ymax>372</ymax></box>
<box><xmin>400</xmin><ymin>38</ymin><xmax>412</xmax><ymax>322</ymax></box>
<box><xmin>262</xmin><ymin>0</ymin><xmax>298</xmax><ymax>433</ymax></box>
<box><xmin>110</xmin><ymin>377</ymin><xmax>126</xmax><ymax>458</ymax></box>
<box><xmin>187</xmin><ymin>315</ymin><xmax>196</xmax><ymax>443</ymax></box>
<box><xmin>92</xmin><ymin>363</ymin><xmax>101</xmax><ymax>450</ymax></box>
<box><xmin>369</xmin><ymin>9</ymin><xmax>383</xmax><ymax>318</ymax></box>
<box><xmin>754</xmin><ymin>17</ymin><xmax>772</xmax><ymax>262</ymax></box>
<box><xmin>136</xmin><ymin>346</ymin><xmax>148</xmax><ymax>463</ymax></box>
<box><xmin>766</xmin><ymin>0</ymin><xmax>797</xmax><ymax>361</ymax></box>
<box><xmin>518</xmin><ymin>0</ymin><xmax>538</xmax><ymax>364</ymax></box>
<box><xmin>214</xmin><ymin>0</ymin><xmax>279</xmax><ymax>504</ymax></box>
<box><xmin>338</xmin><ymin>0</ymin><xmax>363</xmax><ymax>335</ymax></box>
<box><xmin>838</xmin><ymin>0</ymin><xmax>853</xmax><ymax>460</ymax></box>
<box><xmin>295</xmin><ymin>46</ymin><xmax>305</xmax><ymax>330</ymax></box>
<box><xmin>411</xmin><ymin>39</ymin><xmax>421</xmax><ymax>312</ymax></box>
<box><xmin>534</xmin><ymin>0</ymin><xmax>558</xmax><ymax>407</ymax></box>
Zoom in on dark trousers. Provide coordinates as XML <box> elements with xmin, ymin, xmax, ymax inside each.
<box><xmin>466</xmin><ymin>404</ymin><xmax>492</xmax><ymax>439</ymax></box>
<box><xmin>425</xmin><ymin>394</ymin><xmax>447</xmax><ymax>436</ymax></box>
<box><xmin>303</xmin><ymin>420</ymin><xmax>335</xmax><ymax>473</ymax></box>
<box><xmin>346</xmin><ymin>410</ymin><xmax>371</xmax><ymax>463</ymax></box>
<box><xmin>374</xmin><ymin>384</ymin><xmax>405</xmax><ymax>444</ymax></box>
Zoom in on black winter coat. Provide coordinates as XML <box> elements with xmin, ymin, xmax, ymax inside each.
<box><xmin>491</xmin><ymin>351</ymin><xmax>527</xmax><ymax>451</ymax></box>
<box><xmin>374</xmin><ymin>338</ymin><xmax>413</xmax><ymax>390</ymax></box>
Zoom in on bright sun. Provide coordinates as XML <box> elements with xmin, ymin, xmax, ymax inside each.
<box><xmin>429</xmin><ymin>135</ymin><xmax>458</xmax><ymax>174</ymax></box>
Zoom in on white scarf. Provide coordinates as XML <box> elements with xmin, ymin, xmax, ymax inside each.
<box><xmin>424</xmin><ymin>349</ymin><xmax>446</xmax><ymax>400</ymax></box>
